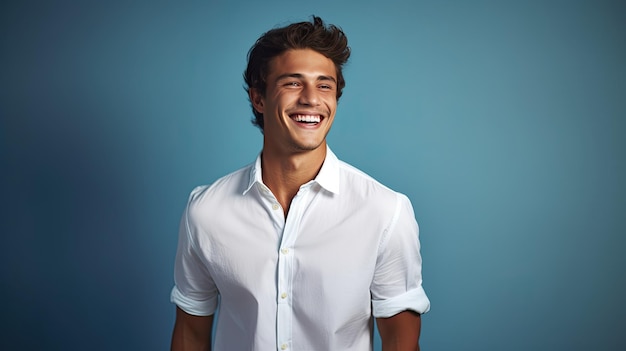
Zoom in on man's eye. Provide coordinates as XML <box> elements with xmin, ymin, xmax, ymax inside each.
<box><xmin>285</xmin><ymin>82</ymin><xmax>300</xmax><ymax>87</ymax></box>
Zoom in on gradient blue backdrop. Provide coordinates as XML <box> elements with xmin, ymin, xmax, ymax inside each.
<box><xmin>1</xmin><ymin>0</ymin><xmax>624</xmax><ymax>350</ymax></box>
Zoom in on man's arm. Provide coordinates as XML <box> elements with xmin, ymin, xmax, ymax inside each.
<box><xmin>376</xmin><ymin>310</ymin><xmax>422</xmax><ymax>351</ymax></box>
<box><xmin>171</xmin><ymin>306</ymin><xmax>214</xmax><ymax>351</ymax></box>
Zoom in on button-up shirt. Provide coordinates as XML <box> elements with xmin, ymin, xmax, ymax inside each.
<box><xmin>171</xmin><ymin>147</ymin><xmax>430</xmax><ymax>350</ymax></box>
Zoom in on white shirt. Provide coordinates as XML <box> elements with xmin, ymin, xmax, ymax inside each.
<box><xmin>171</xmin><ymin>147</ymin><xmax>430</xmax><ymax>351</ymax></box>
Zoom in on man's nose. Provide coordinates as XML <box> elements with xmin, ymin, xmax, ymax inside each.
<box><xmin>298</xmin><ymin>85</ymin><xmax>320</xmax><ymax>106</ymax></box>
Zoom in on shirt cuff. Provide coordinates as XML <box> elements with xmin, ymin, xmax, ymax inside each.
<box><xmin>170</xmin><ymin>285</ymin><xmax>219</xmax><ymax>316</ymax></box>
<box><xmin>372</xmin><ymin>286</ymin><xmax>430</xmax><ymax>318</ymax></box>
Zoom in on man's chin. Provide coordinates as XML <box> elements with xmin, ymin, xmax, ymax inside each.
<box><xmin>290</xmin><ymin>140</ymin><xmax>326</xmax><ymax>153</ymax></box>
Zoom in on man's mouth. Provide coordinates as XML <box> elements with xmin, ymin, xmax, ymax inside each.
<box><xmin>291</xmin><ymin>114</ymin><xmax>322</xmax><ymax>124</ymax></box>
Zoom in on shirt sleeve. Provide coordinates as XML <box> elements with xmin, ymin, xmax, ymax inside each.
<box><xmin>170</xmin><ymin>188</ymin><xmax>219</xmax><ymax>316</ymax></box>
<box><xmin>370</xmin><ymin>193</ymin><xmax>430</xmax><ymax>317</ymax></box>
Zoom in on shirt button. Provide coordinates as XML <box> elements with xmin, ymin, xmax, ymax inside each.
<box><xmin>272</xmin><ymin>203</ymin><xmax>280</xmax><ymax>210</ymax></box>
<box><xmin>281</xmin><ymin>248</ymin><xmax>289</xmax><ymax>254</ymax></box>
<box><xmin>281</xmin><ymin>292</ymin><xmax>287</xmax><ymax>299</ymax></box>
<box><xmin>281</xmin><ymin>344</ymin><xmax>288</xmax><ymax>350</ymax></box>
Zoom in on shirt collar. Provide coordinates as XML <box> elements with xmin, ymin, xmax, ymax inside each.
<box><xmin>315</xmin><ymin>146</ymin><xmax>340</xmax><ymax>194</ymax></box>
<box><xmin>243</xmin><ymin>145</ymin><xmax>340</xmax><ymax>195</ymax></box>
<box><xmin>243</xmin><ymin>153</ymin><xmax>263</xmax><ymax>195</ymax></box>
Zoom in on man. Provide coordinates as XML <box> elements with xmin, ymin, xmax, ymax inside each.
<box><xmin>170</xmin><ymin>16</ymin><xmax>430</xmax><ymax>351</ymax></box>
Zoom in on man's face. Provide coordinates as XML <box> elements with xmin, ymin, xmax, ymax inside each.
<box><xmin>251</xmin><ymin>48</ymin><xmax>338</xmax><ymax>155</ymax></box>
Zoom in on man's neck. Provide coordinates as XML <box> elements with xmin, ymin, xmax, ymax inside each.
<box><xmin>261</xmin><ymin>144</ymin><xmax>327</xmax><ymax>217</ymax></box>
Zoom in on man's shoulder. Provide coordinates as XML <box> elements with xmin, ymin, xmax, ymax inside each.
<box><xmin>187</xmin><ymin>163</ymin><xmax>253</xmax><ymax>204</ymax></box>
<box><xmin>337</xmin><ymin>159</ymin><xmax>393</xmax><ymax>192</ymax></box>
<box><xmin>335</xmin><ymin>158</ymin><xmax>406</xmax><ymax>204</ymax></box>
<box><xmin>331</xmin><ymin>158</ymin><xmax>418</xmax><ymax>228</ymax></box>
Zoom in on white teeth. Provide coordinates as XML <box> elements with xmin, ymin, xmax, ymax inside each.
<box><xmin>293</xmin><ymin>114</ymin><xmax>321</xmax><ymax>123</ymax></box>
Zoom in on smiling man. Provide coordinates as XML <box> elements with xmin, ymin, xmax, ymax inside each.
<box><xmin>170</xmin><ymin>16</ymin><xmax>430</xmax><ymax>351</ymax></box>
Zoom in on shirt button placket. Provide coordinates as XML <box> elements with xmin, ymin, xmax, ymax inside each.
<box><xmin>277</xmin><ymin>246</ymin><xmax>291</xmax><ymax>351</ymax></box>
<box><xmin>276</xmin><ymin>187</ymin><xmax>310</xmax><ymax>351</ymax></box>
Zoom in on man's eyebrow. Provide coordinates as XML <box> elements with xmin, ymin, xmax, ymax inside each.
<box><xmin>317</xmin><ymin>75</ymin><xmax>337</xmax><ymax>83</ymax></box>
<box><xmin>275</xmin><ymin>73</ymin><xmax>337</xmax><ymax>84</ymax></box>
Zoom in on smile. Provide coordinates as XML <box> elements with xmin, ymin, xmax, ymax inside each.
<box><xmin>290</xmin><ymin>114</ymin><xmax>322</xmax><ymax>124</ymax></box>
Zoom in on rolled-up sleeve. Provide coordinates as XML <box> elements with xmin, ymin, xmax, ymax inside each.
<box><xmin>170</xmin><ymin>190</ymin><xmax>219</xmax><ymax>316</ymax></box>
<box><xmin>371</xmin><ymin>193</ymin><xmax>430</xmax><ymax>317</ymax></box>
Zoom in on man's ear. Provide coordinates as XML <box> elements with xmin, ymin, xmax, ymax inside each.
<box><xmin>249</xmin><ymin>88</ymin><xmax>264</xmax><ymax>114</ymax></box>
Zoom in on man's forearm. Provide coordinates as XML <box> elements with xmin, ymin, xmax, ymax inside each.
<box><xmin>377</xmin><ymin>311</ymin><xmax>422</xmax><ymax>351</ymax></box>
<box><xmin>171</xmin><ymin>307</ymin><xmax>213</xmax><ymax>351</ymax></box>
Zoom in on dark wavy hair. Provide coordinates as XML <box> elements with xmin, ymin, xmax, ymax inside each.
<box><xmin>243</xmin><ymin>16</ymin><xmax>351</xmax><ymax>131</ymax></box>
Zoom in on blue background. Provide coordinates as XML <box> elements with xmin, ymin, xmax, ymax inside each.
<box><xmin>1</xmin><ymin>0</ymin><xmax>624</xmax><ymax>350</ymax></box>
